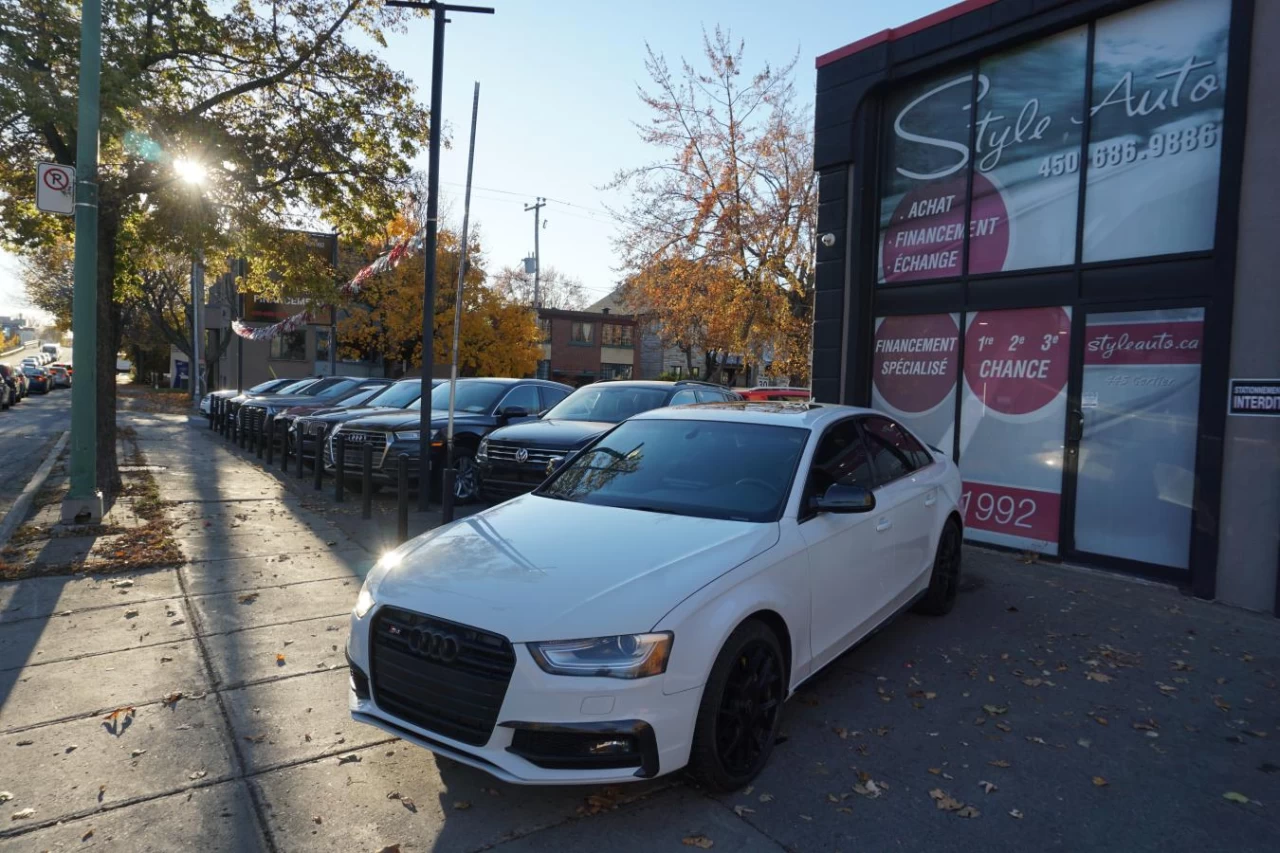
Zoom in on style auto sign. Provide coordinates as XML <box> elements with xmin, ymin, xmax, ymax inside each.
<box><xmin>880</xmin><ymin>0</ymin><xmax>1227</xmax><ymax>283</ymax></box>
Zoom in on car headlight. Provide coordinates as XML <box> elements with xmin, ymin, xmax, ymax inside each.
<box><xmin>527</xmin><ymin>632</ymin><xmax>673</xmax><ymax>679</ymax></box>
<box><xmin>395</xmin><ymin>430</ymin><xmax>420</xmax><ymax>442</ymax></box>
<box><xmin>476</xmin><ymin>437</ymin><xmax>489</xmax><ymax>460</ymax></box>
<box><xmin>353</xmin><ymin>551</ymin><xmax>400</xmax><ymax>619</ymax></box>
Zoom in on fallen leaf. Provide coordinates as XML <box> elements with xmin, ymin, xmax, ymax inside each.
<box><xmin>979</xmin><ymin>781</ymin><xmax>997</xmax><ymax>794</ymax></box>
<box><xmin>988</xmin><ymin>759</ymin><xmax>1011</xmax><ymax>768</ymax></box>
<box><xmin>1023</xmin><ymin>678</ymin><xmax>1044</xmax><ymax>688</ymax></box>
<box><xmin>758</xmin><ymin>793</ymin><xmax>774</xmax><ymax>803</ymax></box>
<box><xmin>312</xmin><ymin>816</ymin><xmax>323</xmax><ymax>824</ymax></box>
<box><xmin>982</xmin><ymin>704</ymin><xmax>1008</xmax><ymax>716</ymax></box>
<box><xmin>733</xmin><ymin>805</ymin><xmax>754</xmax><ymax>817</ymax></box>
<box><xmin>928</xmin><ymin>767</ymin><xmax>942</xmax><ymax>775</ymax></box>
<box><xmin>956</xmin><ymin>805</ymin><xmax>981</xmax><ymax>818</ymax></box>
<box><xmin>1086</xmin><ymin>672</ymin><xmax>1113</xmax><ymax>683</ymax></box>
<box><xmin>833</xmin><ymin>726</ymin><xmax>848</xmax><ymax>739</ymax></box>
<box><xmin>0</xmin><ymin>792</ymin><xmax>10</xmax><ymax>804</ymax></box>
<box><xmin>244</xmin><ymin>734</ymin><xmax>267</xmax><ymax>744</ymax></box>
<box><xmin>799</xmin><ymin>815</ymin><xmax>812</xmax><ymax>821</ymax></box>
<box><xmin>14</xmin><ymin>740</ymin><xmax>31</xmax><ymax>747</ymax></box>
<box><xmin>875</xmin><ymin>726</ymin><xmax>891</xmax><ymax>737</ymax></box>
<box><xmin>238</xmin><ymin>593</ymin><xmax>259</xmax><ymax>605</ymax></box>
<box><xmin>163</xmin><ymin>692</ymin><xmax>183</xmax><ymax>707</ymax></box>
<box><xmin>276</xmin><ymin>653</ymin><xmax>286</xmax><ymax>666</ymax></box>
<box><xmin>1092</xmin><ymin>776</ymin><xmax>1108</xmax><ymax>787</ymax></box>
<box><xmin>131</xmin><ymin>749</ymin><xmax>147</xmax><ymax>758</ymax></box>
<box><xmin>1093</xmin><ymin>716</ymin><xmax>1109</xmax><ymax>726</ymax></box>
<box><xmin>995</xmin><ymin>722</ymin><xmax>1012</xmax><ymax>733</ymax></box>
<box><xmin>853</xmin><ymin>779</ymin><xmax>884</xmax><ymax>799</ymax></box>
<box><xmin>1213</xmin><ymin>696</ymin><xmax>1231</xmax><ymax>712</ymax></box>
<box><xmin>10</xmin><ymin>808</ymin><xmax>34</xmax><ymax>820</ymax></box>
<box><xmin>336</xmin><ymin>753</ymin><xmax>360</xmax><ymax>765</ymax></box>
<box><xmin>1223</xmin><ymin>791</ymin><xmax>1252</xmax><ymax>805</ymax></box>
<box><xmin>82</xmin><ymin>829</ymin><xmax>94</xmax><ymax>841</ymax></box>
<box><xmin>1026</xmin><ymin>736</ymin><xmax>1048</xmax><ymax>746</ymax></box>
<box><xmin>124</xmin><ymin>609</ymin><xmax>139</xmax><ymax>619</ymax></box>
<box><xmin>189</xmin><ymin>770</ymin><xmax>207</xmax><ymax>780</ymax></box>
<box><xmin>376</xmin><ymin>846</ymin><xmax>400</xmax><ymax>853</ymax></box>
<box><xmin>1009</xmin><ymin>808</ymin><xmax>1024</xmax><ymax>819</ymax></box>
<box><xmin>453</xmin><ymin>800</ymin><xmax>471</xmax><ymax>810</ymax></box>
<box><xmin>1078</xmin><ymin>738</ymin><xmax>1092</xmax><ymax>748</ymax></box>
<box><xmin>827</xmin><ymin>793</ymin><xmax>840</xmax><ymax>803</ymax></box>
<box><xmin>930</xmin><ymin>789</ymin><xmax>964</xmax><ymax>811</ymax></box>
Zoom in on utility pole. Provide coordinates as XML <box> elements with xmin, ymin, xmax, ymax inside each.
<box><xmin>524</xmin><ymin>197</ymin><xmax>546</xmax><ymax>308</ymax></box>
<box><xmin>386</xmin><ymin>0</ymin><xmax>494</xmax><ymax>512</ymax></box>
<box><xmin>62</xmin><ymin>0</ymin><xmax>103</xmax><ymax>524</ymax></box>
<box><xmin>191</xmin><ymin>251</ymin><xmax>203</xmax><ymax>405</ymax></box>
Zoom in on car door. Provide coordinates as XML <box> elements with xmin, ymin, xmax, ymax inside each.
<box><xmin>860</xmin><ymin>416</ymin><xmax>933</xmax><ymax>596</ymax></box>
<box><xmin>796</xmin><ymin>418</ymin><xmax>892</xmax><ymax>670</ymax></box>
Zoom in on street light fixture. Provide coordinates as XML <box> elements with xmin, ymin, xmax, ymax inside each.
<box><xmin>175</xmin><ymin>157</ymin><xmax>208</xmax><ymax>405</ymax></box>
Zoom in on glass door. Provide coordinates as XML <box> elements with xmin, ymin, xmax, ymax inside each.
<box><xmin>1068</xmin><ymin>308</ymin><xmax>1205</xmax><ymax>570</ymax></box>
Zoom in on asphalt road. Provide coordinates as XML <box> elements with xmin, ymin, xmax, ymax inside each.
<box><xmin>0</xmin><ymin>345</ymin><xmax>70</xmax><ymax>527</ymax></box>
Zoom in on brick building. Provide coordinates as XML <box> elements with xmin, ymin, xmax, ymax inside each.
<box><xmin>535</xmin><ymin>307</ymin><xmax>638</xmax><ymax>387</ymax></box>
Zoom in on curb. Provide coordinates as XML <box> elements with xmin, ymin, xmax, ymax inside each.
<box><xmin>0</xmin><ymin>430</ymin><xmax>70</xmax><ymax>551</ymax></box>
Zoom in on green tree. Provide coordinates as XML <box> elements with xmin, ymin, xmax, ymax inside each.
<box><xmin>0</xmin><ymin>0</ymin><xmax>429</xmax><ymax>491</ymax></box>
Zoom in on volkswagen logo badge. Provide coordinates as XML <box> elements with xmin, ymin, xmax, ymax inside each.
<box><xmin>514</xmin><ymin>447</ymin><xmax>529</xmax><ymax>464</ymax></box>
<box><xmin>408</xmin><ymin>628</ymin><xmax>461</xmax><ymax>663</ymax></box>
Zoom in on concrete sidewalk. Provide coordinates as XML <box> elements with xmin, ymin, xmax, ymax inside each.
<box><xmin>1</xmin><ymin>410</ymin><xmax>1278</xmax><ymax>852</ymax></box>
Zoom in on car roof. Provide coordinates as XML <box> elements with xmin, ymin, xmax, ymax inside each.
<box><xmin>631</xmin><ymin>400</ymin><xmax>881</xmax><ymax>430</ymax></box>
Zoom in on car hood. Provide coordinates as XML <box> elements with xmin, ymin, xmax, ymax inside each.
<box><xmin>243</xmin><ymin>393</ymin><xmax>324</xmax><ymax>409</ymax></box>
<box><xmin>278</xmin><ymin>401</ymin><xmax>367</xmax><ymax>417</ymax></box>
<box><xmin>340</xmin><ymin>409</ymin><xmax>489</xmax><ymax>432</ymax></box>
<box><xmin>302</xmin><ymin>405</ymin><xmax>408</xmax><ymax>424</ymax></box>
<box><xmin>372</xmin><ymin>494</ymin><xmax>779</xmax><ymax>642</ymax></box>
<box><xmin>486</xmin><ymin>418</ymin><xmax>614</xmax><ymax>449</ymax></box>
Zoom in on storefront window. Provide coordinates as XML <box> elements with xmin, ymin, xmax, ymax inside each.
<box><xmin>1082</xmin><ymin>0</ymin><xmax>1230</xmax><ymax>263</ymax></box>
<box><xmin>270</xmin><ymin>330</ymin><xmax>307</xmax><ymax>361</ymax></box>
<box><xmin>1073</xmin><ymin>308</ymin><xmax>1204</xmax><ymax>568</ymax></box>
<box><xmin>878</xmin><ymin>67</ymin><xmax>976</xmax><ymax>284</ymax></box>
<box><xmin>973</xmin><ymin>26</ymin><xmax>1087</xmax><ymax>272</ymax></box>
<box><xmin>315</xmin><ymin>329</ymin><xmax>331</xmax><ymax>363</ymax></box>
<box><xmin>871</xmin><ymin>313</ymin><xmax>960</xmax><ymax>451</ymax></box>
<box><xmin>958</xmin><ymin>307</ymin><xmax>1073</xmax><ymax>555</ymax></box>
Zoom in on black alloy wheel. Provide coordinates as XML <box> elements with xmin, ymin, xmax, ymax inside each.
<box><xmin>688</xmin><ymin>620</ymin><xmax>786</xmax><ymax>791</ymax></box>
<box><xmin>914</xmin><ymin>519</ymin><xmax>962</xmax><ymax>616</ymax></box>
<box><xmin>452</xmin><ymin>447</ymin><xmax>478</xmax><ymax>504</ymax></box>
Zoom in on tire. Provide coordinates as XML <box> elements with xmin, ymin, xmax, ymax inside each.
<box><xmin>687</xmin><ymin>619</ymin><xmax>787</xmax><ymax>792</ymax></box>
<box><xmin>451</xmin><ymin>446</ymin><xmax>479</xmax><ymax>505</ymax></box>
<box><xmin>913</xmin><ymin>519</ymin><xmax>962</xmax><ymax>616</ymax></box>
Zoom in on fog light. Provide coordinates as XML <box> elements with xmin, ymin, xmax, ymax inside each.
<box><xmin>589</xmin><ymin>738</ymin><xmax>634</xmax><ymax>755</ymax></box>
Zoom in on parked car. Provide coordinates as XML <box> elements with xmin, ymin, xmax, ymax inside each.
<box><xmin>50</xmin><ymin>361</ymin><xmax>73</xmax><ymax>378</ymax></box>
<box><xmin>0</xmin><ymin>374</ymin><xmax>12</xmax><ymax>409</ymax></box>
<box><xmin>347</xmin><ymin>403</ymin><xmax>962</xmax><ymax>790</ymax></box>
<box><xmin>292</xmin><ymin>378</ymin><xmax>442</xmax><ymax>463</ymax></box>
<box><xmin>201</xmin><ymin>377</ymin><xmax>298</xmax><ymax>415</ymax></box>
<box><xmin>0</xmin><ymin>364</ymin><xmax>26</xmax><ymax>402</ymax></box>
<box><xmin>274</xmin><ymin>379</ymin><xmax>393</xmax><ymax>449</ymax></box>
<box><xmin>22</xmin><ymin>366</ymin><xmax>51</xmax><ymax>394</ymax></box>
<box><xmin>21</xmin><ymin>357</ymin><xmax>39</xmax><ymax>370</ymax></box>
<box><xmin>237</xmin><ymin>377</ymin><xmax>381</xmax><ymax>437</ymax></box>
<box><xmin>476</xmin><ymin>379</ymin><xmax>742</xmax><ymax>502</ymax></box>
<box><xmin>738</xmin><ymin>387</ymin><xmax>811</xmax><ymax>402</ymax></box>
<box><xmin>41</xmin><ymin>343</ymin><xmax>59</xmax><ymax>357</ymax></box>
<box><xmin>224</xmin><ymin>376</ymin><xmax>323</xmax><ymax>424</ymax></box>
<box><xmin>47</xmin><ymin>365</ymin><xmax>71</xmax><ymax>388</ymax></box>
<box><xmin>327</xmin><ymin>378</ymin><xmax>572</xmax><ymax>502</ymax></box>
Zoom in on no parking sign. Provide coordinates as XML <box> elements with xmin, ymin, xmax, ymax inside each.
<box><xmin>36</xmin><ymin>162</ymin><xmax>76</xmax><ymax>215</ymax></box>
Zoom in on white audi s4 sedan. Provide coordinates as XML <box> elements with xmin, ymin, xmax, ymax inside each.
<box><xmin>347</xmin><ymin>402</ymin><xmax>963</xmax><ymax>791</ymax></box>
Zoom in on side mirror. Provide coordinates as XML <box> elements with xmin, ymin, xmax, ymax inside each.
<box><xmin>545</xmin><ymin>449</ymin><xmax>579</xmax><ymax>478</ymax></box>
<box><xmin>811</xmin><ymin>484</ymin><xmax>875</xmax><ymax>514</ymax></box>
<box><xmin>499</xmin><ymin>405</ymin><xmax>530</xmax><ymax>421</ymax></box>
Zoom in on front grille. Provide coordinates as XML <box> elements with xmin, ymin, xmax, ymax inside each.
<box><xmin>240</xmin><ymin>405</ymin><xmax>268</xmax><ymax>434</ymax></box>
<box><xmin>329</xmin><ymin>430</ymin><xmax>388</xmax><ymax>469</ymax></box>
<box><xmin>370</xmin><ymin>607</ymin><xmax>516</xmax><ymax>747</ymax></box>
<box><xmin>485</xmin><ymin>441</ymin><xmax>564</xmax><ymax>467</ymax></box>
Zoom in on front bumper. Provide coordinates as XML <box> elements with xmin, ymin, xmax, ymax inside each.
<box><xmin>347</xmin><ymin>609</ymin><xmax>700</xmax><ymax>785</ymax></box>
<box><xmin>475</xmin><ymin>458</ymin><xmax>550</xmax><ymax>500</ymax></box>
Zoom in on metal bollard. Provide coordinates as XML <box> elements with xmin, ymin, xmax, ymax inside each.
<box><xmin>208</xmin><ymin>398</ymin><xmax>215</xmax><ymax>429</ymax></box>
<box><xmin>313</xmin><ymin>434</ymin><xmax>324</xmax><ymax>490</ymax></box>
<box><xmin>219</xmin><ymin>402</ymin><xmax>227</xmax><ymax>437</ymax></box>
<box><xmin>279</xmin><ymin>419</ymin><xmax>290</xmax><ymax>473</ymax></box>
<box><xmin>361</xmin><ymin>441</ymin><xmax>374</xmax><ymax>520</ymax></box>
<box><xmin>239</xmin><ymin>412</ymin><xmax>248</xmax><ymax>449</ymax></box>
<box><xmin>397</xmin><ymin>454</ymin><xmax>409</xmax><ymax>544</ymax></box>
<box><xmin>334</xmin><ymin>434</ymin><xmax>346</xmax><ymax>503</ymax></box>
<box><xmin>264</xmin><ymin>415</ymin><xmax>275</xmax><ymax>465</ymax></box>
<box><xmin>259</xmin><ymin>415</ymin><xmax>270</xmax><ymax>460</ymax></box>
<box><xmin>295</xmin><ymin>425</ymin><xmax>305</xmax><ymax>479</ymax></box>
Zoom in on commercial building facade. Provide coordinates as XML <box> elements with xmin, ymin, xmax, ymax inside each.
<box><xmin>813</xmin><ymin>0</ymin><xmax>1278</xmax><ymax>612</ymax></box>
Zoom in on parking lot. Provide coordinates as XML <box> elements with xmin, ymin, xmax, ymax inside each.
<box><xmin>1</xmin><ymin>409</ymin><xmax>1277</xmax><ymax>851</ymax></box>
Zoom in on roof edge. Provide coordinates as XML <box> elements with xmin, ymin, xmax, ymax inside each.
<box><xmin>815</xmin><ymin>0</ymin><xmax>1001</xmax><ymax>68</ymax></box>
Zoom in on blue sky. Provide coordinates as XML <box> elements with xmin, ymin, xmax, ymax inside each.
<box><xmin>0</xmin><ymin>0</ymin><xmax>954</xmax><ymax>320</ymax></box>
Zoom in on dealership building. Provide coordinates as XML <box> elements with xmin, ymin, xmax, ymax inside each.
<box><xmin>812</xmin><ymin>0</ymin><xmax>1278</xmax><ymax>613</ymax></box>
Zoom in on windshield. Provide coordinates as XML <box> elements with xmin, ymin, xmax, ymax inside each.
<box><xmin>275</xmin><ymin>379</ymin><xmax>316</xmax><ymax>395</ymax></box>
<box><xmin>302</xmin><ymin>377</ymin><xmax>358</xmax><ymax>399</ymax></box>
<box><xmin>337</xmin><ymin>384</ymin><xmax>390</xmax><ymax>408</ymax></box>
<box><xmin>425</xmin><ymin>381</ymin><xmax>506</xmax><ymax>414</ymax></box>
<box><xmin>249</xmin><ymin>379</ymin><xmax>289</xmax><ymax>394</ymax></box>
<box><xmin>366</xmin><ymin>381</ymin><xmax>421</xmax><ymax>410</ymax></box>
<box><xmin>537</xmin><ymin>418</ymin><xmax>807</xmax><ymax>522</ymax></box>
<box><xmin>544</xmin><ymin>385</ymin><xmax>671</xmax><ymax>423</ymax></box>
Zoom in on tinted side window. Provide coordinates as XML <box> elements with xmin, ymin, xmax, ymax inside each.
<box><xmin>861</xmin><ymin>416</ymin><xmax>922</xmax><ymax>484</ymax></box>
<box><xmin>806</xmin><ymin>419</ymin><xmax>876</xmax><ymax>502</ymax></box>
<box><xmin>670</xmin><ymin>389</ymin><xmax>698</xmax><ymax>405</ymax></box>
<box><xmin>497</xmin><ymin>384</ymin><xmax>540</xmax><ymax>414</ymax></box>
<box><xmin>694</xmin><ymin>388</ymin><xmax>727</xmax><ymax>403</ymax></box>
<box><xmin>539</xmin><ymin>386</ymin><xmax>570</xmax><ymax>412</ymax></box>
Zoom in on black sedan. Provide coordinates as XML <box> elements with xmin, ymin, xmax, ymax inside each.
<box><xmin>474</xmin><ymin>379</ymin><xmax>742</xmax><ymax>501</ymax></box>
<box><xmin>327</xmin><ymin>377</ymin><xmax>572</xmax><ymax>502</ymax></box>
<box><xmin>22</xmin><ymin>367</ymin><xmax>52</xmax><ymax>394</ymax></box>
<box><xmin>292</xmin><ymin>378</ymin><xmax>443</xmax><ymax>462</ymax></box>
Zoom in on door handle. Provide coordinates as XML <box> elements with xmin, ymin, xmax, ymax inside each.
<box><xmin>1067</xmin><ymin>409</ymin><xmax>1084</xmax><ymax>442</ymax></box>
<box><xmin>876</xmin><ymin>517</ymin><xmax>892</xmax><ymax>533</ymax></box>
<box><xmin>924</xmin><ymin>493</ymin><xmax>937</xmax><ymax>507</ymax></box>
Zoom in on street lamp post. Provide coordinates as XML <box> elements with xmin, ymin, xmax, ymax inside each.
<box><xmin>385</xmin><ymin>0</ymin><xmax>494</xmax><ymax>512</ymax></box>
<box><xmin>62</xmin><ymin>0</ymin><xmax>104</xmax><ymax>524</ymax></box>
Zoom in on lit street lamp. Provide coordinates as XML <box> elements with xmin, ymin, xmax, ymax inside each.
<box><xmin>175</xmin><ymin>158</ymin><xmax>207</xmax><ymax>407</ymax></box>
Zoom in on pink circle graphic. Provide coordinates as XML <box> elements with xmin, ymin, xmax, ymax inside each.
<box><xmin>963</xmin><ymin>307</ymin><xmax>1071</xmax><ymax>416</ymax></box>
<box><xmin>881</xmin><ymin>172</ymin><xmax>1009</xmax><ymax>282</ymax></box>
<box><xmin>873</xmin><ymin>314</ymin><xmax>960</xmax><ymax>414</ymax></box>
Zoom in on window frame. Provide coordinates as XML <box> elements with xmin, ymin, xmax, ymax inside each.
<box><xmin>538</xmin><ymin>385</ymin><xmax>570</xmax><ymax>412</ymax></box>
<box><xmin>600</xmin><ymin>323</ymin><xmax>634</xmax><ymax>348</ymax></box>
<box><xmin>570</xmin><ymin>321</ymin><xmax>595</xmax><ymax>346</ymax></box>
<box><xmin>494</xmin><ymin>383</ymin><xmax>542</xmax><ymax>415</ymax></box>
<box><xmin>859</xmin><ymin>415</ymin><xmax>926</xmax><ymax>487</ymax></box>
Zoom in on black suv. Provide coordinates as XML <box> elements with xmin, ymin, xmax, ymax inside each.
<box><xmin>236</xmin><ymin>377</ymin><xmax>371</xmax><ymax>436</ymax></box>
<box><xmin>291</xmin><ymin>378</ymin><xmax>443</xmax><ymax>462</ymax></box>
<box><xmin>327</xmin><ymin>377</ymin><xmax>572</xmax><ymax>502</ymax></box>
<box><xmin>475</xmin><ymin>379</ymin><xmax>741</xmax><ymax>501</ymax></box>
